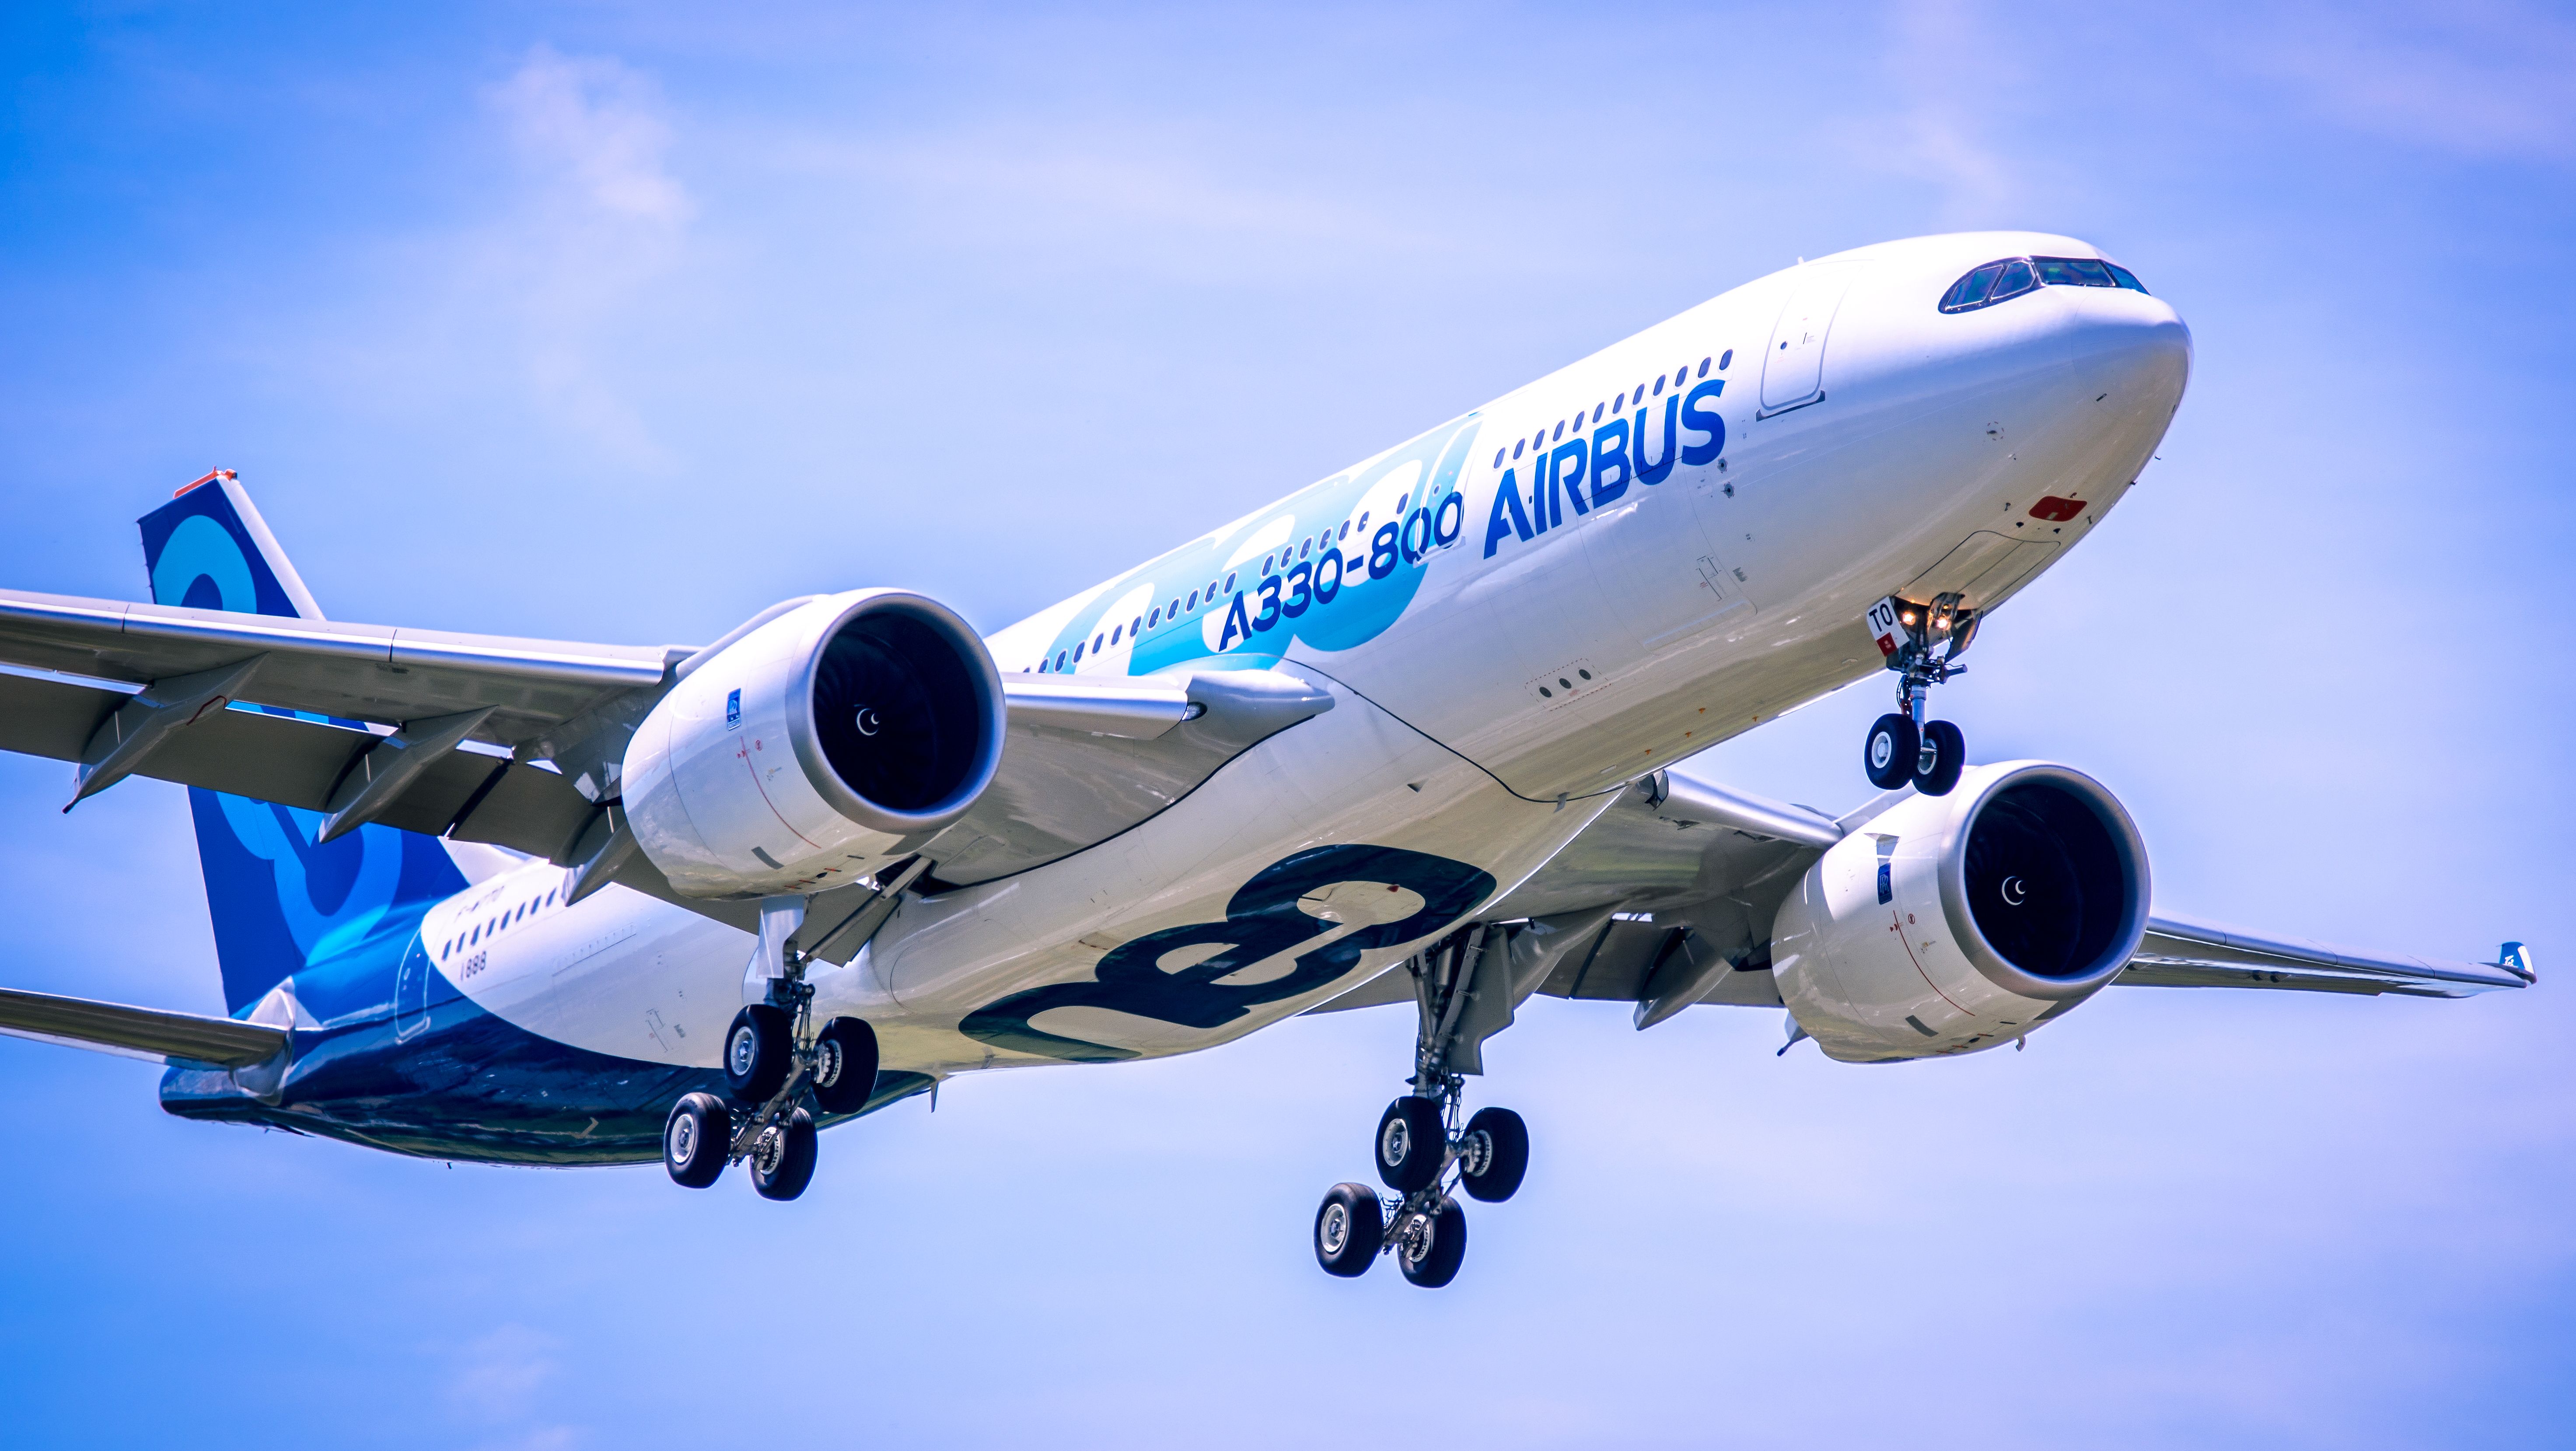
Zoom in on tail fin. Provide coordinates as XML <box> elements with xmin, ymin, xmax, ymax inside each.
<box><xmin>2501</xmin><ymin>942</ymin><xmax>2536</xmax><ymax>982</ymax></box>
<box><xmin>140</xmin><ymin>473</ymin><xmax>466</xmax><ymax>1014</ymax></box>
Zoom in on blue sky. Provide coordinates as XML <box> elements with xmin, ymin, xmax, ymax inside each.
<box><xmin>3</xmin><ymin>3</ymin><xmax>2572</xmax><ymax>1446</ymax></box>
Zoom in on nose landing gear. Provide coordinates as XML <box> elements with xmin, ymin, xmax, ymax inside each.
<box><xmin>1311</xmin><ymin>925</ymin><xmax>1531</xmax><ymax>1289</ymax></box>
<box><xmin>1863</xmin><ymin>592</ymin><xmax>1975</xmax><ymax>796</ymax></box>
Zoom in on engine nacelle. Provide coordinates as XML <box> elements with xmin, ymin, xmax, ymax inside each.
<box><xmin>621</xmin><ymin>590</ymin><xmax>1004</xmax><ymax>898</ymax></box>
<box><xmin>1772</xmin><ymin>761</ymin><xmax>2149</xmax><ymax>1062</ymax></box>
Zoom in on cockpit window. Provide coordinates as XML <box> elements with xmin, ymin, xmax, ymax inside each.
<box><xmin>1940</xmin><ymin>255</ymin><xmax>2150</xmax><ymax>313</ymax></box>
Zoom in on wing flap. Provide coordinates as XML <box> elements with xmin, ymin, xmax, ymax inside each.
<box><xmin>0</xmin><ymin>986</ymin><xmax>287</xmax><ymax>1067</ymax></box>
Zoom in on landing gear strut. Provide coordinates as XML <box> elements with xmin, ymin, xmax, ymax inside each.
<box><xmin>661</xmin><ymin>892</ymin><xmax>884</xmax><ymax>1199</ymax></box>
<box><xmin>1312</xmin><ymin>924</ymin><xmax>1528</xmax><ymax>1288</ymax></box>
<box><xmin>1863</xmin><ymin>591</ymin><xmax>1975</xmax><ymax>796</ymax></box>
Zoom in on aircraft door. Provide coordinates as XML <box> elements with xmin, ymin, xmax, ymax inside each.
<box><xmin>1759</xmin><ymin>265</ymin><xmax>1857</xmax><ymax>415</ymax></box>
<box><xmin>394</xmin><ymin>934</ymin><xmax>435</xmax><ymax>1041</ymax></box>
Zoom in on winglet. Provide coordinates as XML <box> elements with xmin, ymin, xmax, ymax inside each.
<box><xmin>2500</xmin><ymin>942</ymin><xmax>2537</xmax><ymax>983</ymax></box>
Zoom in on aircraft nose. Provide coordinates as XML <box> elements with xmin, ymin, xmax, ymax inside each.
<box><xmin>2062</xmin><ymin>287</ymin><xmax>2192</xmax><ymax>417</ymax></box>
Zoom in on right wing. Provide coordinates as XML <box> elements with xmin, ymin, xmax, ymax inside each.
<box><xmin>2120</xmin><ymin>916</ymin><xmax>2530</xmax><ymax>997</ymax></box>
<box><xmin>1387</xmin><ymin>770</ymin><xmax>2529</xmax><ymax>1024</ymax></box>
<box><xmin>0</xmin><ymin>985</ymin><xmax>287</xmax><ymax>1067</ymax></box>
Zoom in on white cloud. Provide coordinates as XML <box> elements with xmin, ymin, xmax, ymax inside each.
<box><xmin>1848</xmin><ymin>0</ymin><xmax>2038</xmax><ymax>224</ymax></box>
<box><xmin>467</xmin><ymin>46</ymin><xmax>697</xmax><ymax>465</ymax></box>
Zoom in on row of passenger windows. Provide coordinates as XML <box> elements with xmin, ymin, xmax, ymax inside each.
<box><xmin>1938</xmin><ymin>255</ymin><xmax>2149</xmax><ymax>314</ymax></box>
<box><xmin>439</xmin><ymin>886</ymin><xmax>560</xmax><ymax>961</ymax></box>
<box><xmin>1491</xmin><ymin>351</ymin><xmax>1733</xmax><ymax>468</ymax></box>
<box><xmin>1032</xmin><ymin>480</ymin><xmax>1442</xmax><ymax>671</ymax></box>
<box><xmin>1028</xmin><ymin>347</ymin><xmax>1739</xmax><ymax>674</ymax></box>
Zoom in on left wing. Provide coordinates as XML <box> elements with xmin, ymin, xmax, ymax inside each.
<box><xmin>0</xmin><ymin>585</ymin><xmax>1329</xmax><ymax>927</ymax></box>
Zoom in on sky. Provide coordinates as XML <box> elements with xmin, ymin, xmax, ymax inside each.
<box><xmin>2</xmin><ymin>2</ymin><xmax>2572</xmax><ymax>1446</ymax></box>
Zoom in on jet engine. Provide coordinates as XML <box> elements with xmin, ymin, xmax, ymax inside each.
<box><xmin>620</xmin><ymin>590</ymin><xmax>1005</xmax><ymax>898</ymax></box>
<box><xmin>1772</xmin><ymin>761</ymin><xmax>2149</xmax><ymax>1062</ymax></box>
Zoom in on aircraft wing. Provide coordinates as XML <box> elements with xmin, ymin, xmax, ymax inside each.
<box><xmin>0</xmin><ymin>985</ymin><xmax>287</xmax><ymax>1067</ymax></box>
<box><xmin>0</xmin><ymin>586</ymin><xmax>1330</xmax><ymax>930</ymax></box>
<box><xmin>2120</xmin><ymin>915</ymin><xmax>2529</xmax><ymax>997</ymax></box>
<box><xmin>1437</xmin><ymin>771</ymin><xmax>2530</xmax><ymax>1020</ymax></box>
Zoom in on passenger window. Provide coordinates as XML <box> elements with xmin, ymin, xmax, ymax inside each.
<box><xmin>1551</xmin><ymin>422</ymin><xmax>1564</xmax><ymax>441</ymax></box>
<box><xmin>1719</xmin><ymin>349</ymin><xmax>1733</xmax><ymax>370</ymax></box>
<box><xmin>1698</xmin><ymin>357</ymin><xmax>1710</xmax><ymax>376</ymax></box>
<box><xmin>1149</xmin><ymin>607</ymin><xmax>1161</xmax><ymax>627</ymax></box>
<box><xmin>1225</xmin><ymin>572</ymin><xmax>1237</xmax><ymax>592</ymax></box>
<box><xmin>1511</xmin><ymin>439</ymin><xmax>1524</xmax><ymax>459</ymax></box>
<box><xmin>1073</xmin><ymin>642</ymin><xmax>1085</xmax><ymax>662</ymax></box>
<box><xmin>1652</xmin><ymin>376</ymin><xmax>1665</xmax><ymax>395</ymax></box>
<box><xmin>1610</xmin><ymin>394</ymin><xmax>1622</xmax><ymax>414</ymax></box>
<box><xmin>1492</xmin><ymin>448</ymin><xmax>1504</xmax><ymax>467</ymax></box>
<box><xmin>1132</xmin><ymin>616</ymin><xmax>1143</xmax><ymax>635</ymax></box>
<box><xmin>1674</xmin><ymin>366</ymin><xmax>1687</xmax><ymax>385</ymax></box>
<box><xmin>1338</xmin><ymin>521</ymin><xmax>1349</xmax><ymax>539</ymax></box>
<box><xmin>1186</xmin><ymin>591</ymin><xmax>1198</xmax><ymax>610</ymax></box>
<box><xmin>1111</xmin><ymin>624</ymin><xmax>1122</xmax><ymax>644</ymax></box>
<box><xmin>1632</xmin><ymin>385</ymin><xmax>1644</xmax><ymax>403</ymax></box>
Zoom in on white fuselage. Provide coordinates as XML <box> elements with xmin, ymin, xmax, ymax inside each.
<box><xmin>434</xmin><ymin>230</ymin><xmax>2192</xmax><ymax>1086</ymax></box>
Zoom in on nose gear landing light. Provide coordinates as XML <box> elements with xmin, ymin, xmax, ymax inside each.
<box><xmin>1863</xmin><ymin>594</ymin><xmax>1975</xmax><ymax>796</ymax></box>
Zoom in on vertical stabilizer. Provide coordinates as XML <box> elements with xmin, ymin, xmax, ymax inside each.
<box><xmin>140</xmin><ymin>474</ymin><xmax>467</xmax><ymax>1014</ymax></box>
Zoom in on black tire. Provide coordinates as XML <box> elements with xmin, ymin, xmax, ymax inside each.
<box><xmin>751</xmin><ymin>1108</ymin><xmax>818</xmax><ymax>1201</ymax></box>
<box><xmin>1915</xmin><ymin>719</ymin><xmax>1966</xmax><ymax>797</ymax></box>
<box><xmin>1864</xmin><ymin>712</ymin><xmax>1920</xmax><ymax>791</ymax></box>
<box><xmin>1397</xmin><ymin>1196</ymin><xmax>1468</xmax><ymax>1289</ymax></box>
<box><xmin>1374</xmin><ymin>1096</ymin><xmax>1447</xmax><ymax>1193</ymax></box>
<box><xmin>1458</xmin><ymin>1106</ymin><xmax>1529</xmax><ymax>1203</ymax></box>
<box><xmin>723</xmin><ymin>1005</ymin><xmax>793</xmax><ymax>1104</ymax></box>
<box><xmin>663</xmin><ymin>1092</ymin><xmax>732</xmax><ymax>1189</ymax></box>
<box><xmin>809</xmin><ymin>1017</ymin><xmax>880</xmax><ymax>1116</ymax></box>
<box><xmin>1313</xmin><ymin>1182</ymin><xmax>1384</xmax><ymax>1277</ymax></box>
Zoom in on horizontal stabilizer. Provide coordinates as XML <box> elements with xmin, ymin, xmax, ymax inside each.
<box><xmin>0</xmin><ymin>985</ymin><xmax>287</xmax><ymax>1067</ymax></box>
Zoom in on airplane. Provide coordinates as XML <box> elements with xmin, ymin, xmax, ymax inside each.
<box><xmin>0</xmin><ymin>231</ymin><xmax>2533</xmax><ymax>1289</ymax></box>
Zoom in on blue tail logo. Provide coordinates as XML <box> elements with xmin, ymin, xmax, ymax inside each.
<box><xmin>140</xmin><ymin>475</ymin><xmax>465</xmax><ymax>1014</ymax></box>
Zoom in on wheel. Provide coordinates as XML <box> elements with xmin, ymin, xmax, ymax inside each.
<box><xmin>1374</xmin><ymin>1096</ymin><xmax>1447</xmax><ymax>1193</ymax></box>
<box><xmin>751</xmin><ymin>1108</ymin><xmax>818</xmax><ymax>1201</ymax></box>
<box><xmin>723</xmin><ymin>1005</ymin><xmax>793</xmax><ymax>1104</ymax></box>
<box><xmin>1915</xmin><ymin>719</ymin><xmax>1966</xmax><ymax>796</ymax></box>
<box><xmin>663</xmin><ymin>1092</ymin><xmax>732</xmax><ymax>1189</ymax></box>
<box><xmin>1313</xmin><ymin>1182</ymin><xmax>1384</xmax><ymax>1277</ymax></box>
<box><xmin>1864</xmin><ymin>713</ymin><xmax>1920</xmax><ymax>791</ymax></box>
<box><xmin>809</xmin><ymin>1017</ymin><xmax>880</xmax><ymax>1116</ymax></box>
<box><xmin>1397</xmin><ymin>1195</ymin><xmax>1468</xmax><ymax>1288</ymax></box>
<box><xmin>1458</xmin><ymin>1106</ymin><xmax>1529</xmax><ymax>1203</ymax></box>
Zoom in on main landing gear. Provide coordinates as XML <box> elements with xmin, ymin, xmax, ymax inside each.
<box><xmin>661</xmin><ymin>897</ymin><xmax>880</xmax><ymax>1200</ymax></box>
<box><xmin>1863</xmin><ymin>591</ymin><xmax>1976</xmax><ymax>797</ymax></box>
<box><xmin>1313</xmin><ymin>925</ymin><xmax>1531</xmax><ymax>1289</ymax></box>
